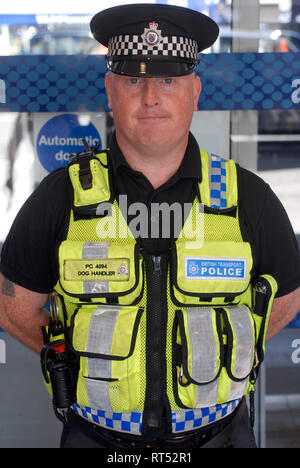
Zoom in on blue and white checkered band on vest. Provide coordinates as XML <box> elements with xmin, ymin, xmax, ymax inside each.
<box><xmin>209</xmin><ymin>154</ymin><xmax>228</xmax><ymax>209</ymax></box>
<box><xmin>72</xmin><ymin>399</ymin><xmax>241</xmax><ymax>435</ymax></box>
<box><xmin>107</xmin><ymin>34</ymin><xmax>198</xmax><ymax>59</ymax></box>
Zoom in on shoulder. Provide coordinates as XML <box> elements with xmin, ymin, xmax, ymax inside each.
<box><xmin>9</xmin><ymin>166</ymin><xmax>72</xmax><ymax>238</ymax></box>
<box><xmin>37</xmin><ymin>166</ymin><xmax>69</xmax><ymax>197</ymax></box>
<box><xmin>32</xmin><ymin>167</ymin><xmax>71</xmax><ymax>214</ymax></box>
<box><xmin>0</xmin><ymin>167</ymin><xmax>71</xmax><ymax>293</ymax></box>
<box><xmin>235</xmin><ymin>163</ymin><xmax>269</xmax><ymax>194</ymax></box>
<box><xmin>232</xmin><ymin>162</ymin><xmax>294</xmax><ymax>251</ymax></box>
<box><xmin>235</xmin><ymin>163</ymin><xmax>273</xmax><ymax>228</ymax></box>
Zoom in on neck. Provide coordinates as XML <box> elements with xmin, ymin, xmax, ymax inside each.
<box><xmin>115</xmin><ymin>133</ymin><xmax>189</xmax><ymax>189</ymax></box>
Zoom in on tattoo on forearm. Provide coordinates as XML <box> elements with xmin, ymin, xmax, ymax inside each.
<box><xmin>2</xmin><ymin>277</ymin><xmax>16</xmax><ymax>297</ymax></box>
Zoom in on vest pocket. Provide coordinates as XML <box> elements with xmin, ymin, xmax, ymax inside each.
<box><xmin>176</xmin><ymin>308</ymin><xmax>223</xmax><ymax>385</ymax></box>
<box><xmin>58</xmin><ymin>241</ymin><xmax>144</xmax><ymax>305</ymax></box>
<box><xmin>173</xmin><ymin>305</ymin><xmax>256</xmax><ymax>408</ymax></box>
<box><xmin>70</xmin><ymin>304</ymin><xmax>143</xmax><ymax>412</ymax></box>
<box><xmin>220</xmin><ymin>306</ymin><xmax>256</xmax><ymax>382</ymax></box>
<box><xmin>170</xmin><ymin>240</ymin><xmax>253</xmax><ymax>306</ymax></box>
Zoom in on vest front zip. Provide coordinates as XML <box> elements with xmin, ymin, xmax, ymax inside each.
<box><xmin>142</xmin><ymin>253</ymin><xmax>169</xmax><ymax>436</ymax></box>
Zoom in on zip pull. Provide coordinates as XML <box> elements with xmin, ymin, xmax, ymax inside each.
<box><xmin>153</xmin><ymin>256</ymin><xmax>162</xmax><ymax>275</ymax></box>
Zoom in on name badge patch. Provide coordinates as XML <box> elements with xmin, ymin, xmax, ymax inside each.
<box><xmin>185</xmin><ymin>257</ymin><xmax>247</xmax><ymax>281</ymax></box>
<box><xmin>64</xmin><ymin>258</ymin><xmax>130</xmax><ymax>282</ymax></box>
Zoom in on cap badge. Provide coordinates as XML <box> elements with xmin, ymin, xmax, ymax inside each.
<box><xmin>141</xmin><ymin>22</ymin><xmax>163</xmax><ymax>47</ymax></box>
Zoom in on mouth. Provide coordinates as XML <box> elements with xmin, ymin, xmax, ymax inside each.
<box><xmin>136</xmin><ymin>115</ymin><xmax>169</xmax><ymax>121</ymax></box>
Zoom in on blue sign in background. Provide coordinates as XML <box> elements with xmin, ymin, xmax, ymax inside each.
<box><xmin>0</xmin><ymin>52</ymin><xmax>299</xmax><ymax>113</ymax></box>
<box><xmin>36</xmin><ymin>113</ymin><xmax>101</xmax><ymax>172</ymax></box>
<box><xmin>197</xmin><ymin>52</ymin><xmax>300</xmax><ymax>111</ymax></box>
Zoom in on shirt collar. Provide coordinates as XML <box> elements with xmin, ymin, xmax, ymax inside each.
<box><xmin>109</xmin><ymin>131</ymin><xmax>202</xmax><ymax>183</ymax></box>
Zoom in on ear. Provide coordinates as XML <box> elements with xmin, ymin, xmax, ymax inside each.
<box><xmin>193</xmin><ymin>74</ymin><xmax>202</xmax><ymax>111</ymax></box>
<box><xmin>105</xmin><ymin>72</ymin><xmax>113</xmax><ymax>110</ymax></box>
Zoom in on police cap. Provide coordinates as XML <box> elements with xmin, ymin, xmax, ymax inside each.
<box><xmin>90</xmin><ymin>3</ymin><xmax>219</xmax><ymax>77</ymax></box>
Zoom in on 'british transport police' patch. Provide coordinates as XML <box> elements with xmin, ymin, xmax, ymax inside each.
<box><xmin>185</xmin><ymin>257</ymin><xmax>247</xmax><ymax>281</ymax></box>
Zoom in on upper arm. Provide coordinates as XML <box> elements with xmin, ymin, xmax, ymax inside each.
<box><xmin>238</xmin><ymin>167</ymin><xmax>300</xmax><ymax>298</ymax></box>
<box><xmin>0</xmin><ymin>169</ymin><xmax>69</xmax><ymax>295</ymax></box>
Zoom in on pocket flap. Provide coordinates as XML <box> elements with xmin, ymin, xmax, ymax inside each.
<box><xmin>58</xmin><ymin>241</ymin><xmax>143</xmax><ymax>302</ymax></box>
<box><xmin>172</xmin><ymin>241</ymin><xmax>253</xmax><ymax>301</ymax></box>
<box><xmin>71</xmin><ymin>305</ymin><xmax>143</xmax><ymax>359</ymax></box>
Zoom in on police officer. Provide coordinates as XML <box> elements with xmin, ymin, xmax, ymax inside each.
<box><xmin>0</xmin><ymin>4</ymin><xmax>300</xmax><ymax>449</ymax></box>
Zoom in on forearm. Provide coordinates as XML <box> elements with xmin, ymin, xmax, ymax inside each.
<box><xmin>0</xmin><ymin>275</ymin><xmax>50</xmax><ymax>354</ymax></box>
<box><xmin>266</xmin><ymin>310</ymin><xmax>292</xmax><ymax>341</ymax></box>
<box><xmin>0</xmin><ymin>307</ymin><xmax>49</xmax><ymax>354</ymax></box>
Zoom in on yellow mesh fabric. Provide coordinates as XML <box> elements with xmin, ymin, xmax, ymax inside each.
<box><xmin>166</xmin><ymin>271</ymin><xmax>181</xmax><ymax>410</ymax></box>
<box><xmin>177</xmin><ymin>197</ymin><xmax>242</xmax><ymax>244</ymax></box>
<box><xmin>203</xmin><ymin>210</ymin><xmax>243</xmax><ymax>243</ymax></box>
<box><xmin>56</xmin><ymin>149</ymin><xmax>247</xmax><ymax>414</ymax></box>
<box><xmin>109</xmin><ymin>286</ymin><xmax>147</xmax><ymax>412</ymax></box>
<box><xmin>166</xmin><ymin>209</ymin><xmax>243</xmax><ymax>409</ymax></box>
<box><xmin>60</xmin><ymin>200</ymin><xmax>148</xmax><ymax>411</ymax></box>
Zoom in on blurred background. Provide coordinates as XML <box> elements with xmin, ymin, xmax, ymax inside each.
<box><xmin>0</xmin><ymin>0</ymin><xmax>299</xmax><ymax>448</ymax></box>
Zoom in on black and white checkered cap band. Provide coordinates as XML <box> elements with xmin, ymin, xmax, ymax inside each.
<box><xmin>108</xmin><ymin>34</ymin><xmax>198</xmax><ymax>60</ymax></box>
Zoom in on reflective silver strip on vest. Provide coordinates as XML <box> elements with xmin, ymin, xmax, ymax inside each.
<box><xmin>227</xmin><ymin>378</ymin><xmax>248</xmax><ymax>402</ymax></box>
<box><xmin>226</xmin><ymin>305</ymin><xmax>254</xmax><ymax>392</ymax></box>
<box><xmin>84</xmin><ymin>379</ymin><xmax>112</xmax><ymax>412</ymax></box>
<box><xmin>185</xmin><ymin>308</ymin><xmax>219</xmax><ymax>407</ymax></box>
<box><xmin>82</xmin><ymin>241</ymin><xmax>110</xmax><ymax>294</ymax></box>
<box><xmin>85</xmin><ymin>305</ymin><xmax>121</xmax><ymax>411</ymax></box>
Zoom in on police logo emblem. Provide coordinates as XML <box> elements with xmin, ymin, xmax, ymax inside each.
<box><xmin>141</xmin><ymin>22</ymin><xmax>163</xmax><ymax>47</ymax></box>
<box><xmin>118</xmin><ymin>263</ymin><xmax>128</xmax><ymax>276</ymax></box>
<box><xmin>187</xmin><ymin>262</ymin><xmax>199</xmax><ymax>276</ymax></box>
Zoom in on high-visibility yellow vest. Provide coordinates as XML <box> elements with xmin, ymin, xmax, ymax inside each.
<box><xmin>46</xmin><ymin>148</ymin><xmax>277</xmax><ymax>436</ymax></box>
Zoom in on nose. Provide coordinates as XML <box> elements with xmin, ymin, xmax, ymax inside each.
<box><xmin>142</xmin><ymin>79</ymin><xmax>160</xmax><ymax>107</ymax></box>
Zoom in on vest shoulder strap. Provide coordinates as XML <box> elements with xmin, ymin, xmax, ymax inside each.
<box><xmin>68</xmin><ymin>149</ymin><xmax>112</xmax><ymax>212</ymax></box>
<box><xmin>199</xmin><ymin>149</ymin><xmax>238</xmax><ymax>209</ymax></box>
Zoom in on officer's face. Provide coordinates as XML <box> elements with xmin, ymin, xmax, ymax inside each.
<box><xmin>105</xmin><ymin>72</ymin><xmax>201</xmax><ymax>153</ymax></box>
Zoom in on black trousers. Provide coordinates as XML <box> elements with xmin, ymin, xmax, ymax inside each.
<box><xmin>60</xmin><ymin>399</ymin><xmax>257</xmax><ymax>449</ymax></box>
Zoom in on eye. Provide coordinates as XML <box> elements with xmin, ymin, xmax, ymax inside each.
<box><xmin>129</xmin><ymin>78</ymin><xmax>139</xmax><ymax>84</ymax></box>
<box><xmin>164</xmin><ymin>78</ymin><xmax>173</xmax><ymax>84</ymax></box>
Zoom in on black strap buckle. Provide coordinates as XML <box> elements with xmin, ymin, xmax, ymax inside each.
<box><xmin>69</xmin><ymin>138</ymin><xmax>100</xmax><ymax>191</ymax></box>
<box><xmin>79</xmin><ymin>160</ymin><xmax>93</xmax><ymax>190</ymax></box>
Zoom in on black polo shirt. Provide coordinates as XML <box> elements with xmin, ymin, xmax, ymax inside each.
<box><xmin>0</xmin><ymin>132</ymin><xmax>300</xmax><ymax>298</ymax></box>
<box><xmin>109</xmin><ymin>132</ymin><xmax>202</xmax><ymax>254</ymax></box>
